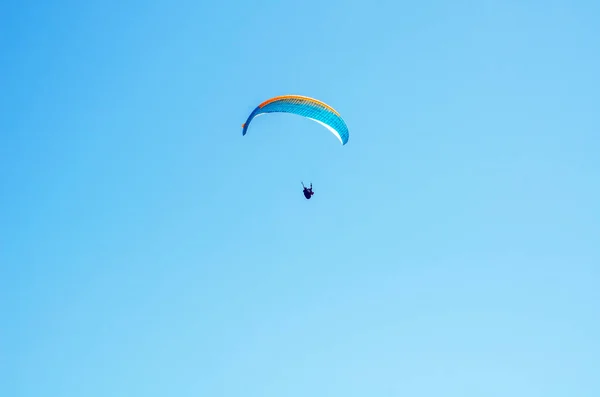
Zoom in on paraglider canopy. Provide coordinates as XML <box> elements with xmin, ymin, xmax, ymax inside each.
<box><xmin>242</xmin><ymin>95</ymin><xmax>350</xmax><ymax>145</ymax></box>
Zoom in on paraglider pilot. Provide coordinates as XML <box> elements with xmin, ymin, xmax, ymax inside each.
<box><xmin>302</xmin><ymin>182</ymin><xmax>314</xmax><ymax>199</ymax></box>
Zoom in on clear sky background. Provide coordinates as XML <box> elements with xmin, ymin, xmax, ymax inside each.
<box><xmin>2</xmin><ymin>0</ymin><xmax>599</xmax><ymax>396</ymax></box>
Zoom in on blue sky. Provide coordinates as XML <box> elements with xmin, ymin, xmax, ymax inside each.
<box><xmin>2</xmin><ymin>0</ymin><xmax>599</xmax><ymax>396</ymax></box>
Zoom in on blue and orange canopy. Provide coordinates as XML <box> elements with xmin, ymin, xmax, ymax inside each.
<box><xmin>242</xmin><ymin>95</ymin><xmax>349</xmax><ymax>145</ymax></box>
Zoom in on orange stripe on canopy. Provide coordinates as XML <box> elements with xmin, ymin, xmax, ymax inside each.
<box><xmin>258</xmin><ymin>95</ymin><xmax>341</xmax><ymax>116</ymax></box>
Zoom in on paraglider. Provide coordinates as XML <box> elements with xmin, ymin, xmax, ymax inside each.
<box><xmin>301</xmin><ymin>182</ymin><xmax>314</xmax><ymax>199</ymax></box>
<box><xmin>242</xmin><ymin>95</ymin><xmax>349</xmax><ymax>200</ymax></box>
